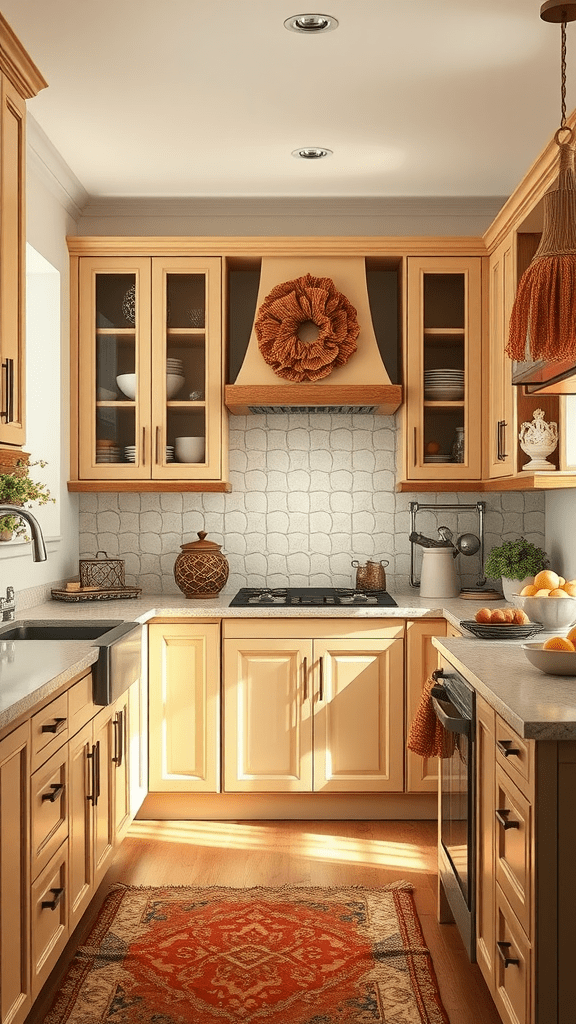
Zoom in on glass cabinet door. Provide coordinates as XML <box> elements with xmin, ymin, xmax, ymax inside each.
<box><xmin>406</xmin><ymin>258</ymin><xmax>482</xmax><ymax>481</ymax></box>
<box><xmin>78</xmin><ymin>258</ymin><xmax>152</xmax><ymax>479</ymax></box>
<box><xmin>151</xmin><ymin>258</ymin><xmax>222</xmax><ymax>480</ymax></box>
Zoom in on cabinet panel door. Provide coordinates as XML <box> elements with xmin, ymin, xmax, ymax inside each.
<box><xmin>223</xmin><ymin>639</ymin><xmax>313</xmax><ymax>792</ymax></box>
<box><xmin>0</xmin><ymin>76</ymin><xmax>26</xmax><ymax>447</ymax></box>
<box><xmin>112</xmin><ymin>695</ymin><xmax>130</xmax><ymax>841</ymax></box>
<box><xmin>30</xmin><ymin>847</ymin><xmax>68</xmax><ymax>998</ymax></box>
<box><xmin>495</xmin><ymin>765</ymin><xmax>532</xmax><ymax>938</ymax></box>
<box><xmin>476</xmin><ymin>695</ymin><xmax>497</xmax><ymax>996</ymax></box>
<box><xmin>92</xmin><ymin>707</ymin><xmax>115</xmax><ymax>889</ymax></box>
<box><xmin>149</xmin><ymin>623</ymin><xmax>220</xmax><ymax>792</ymax></box>
<box><xmin>30</xmin><ymin>745</ymin><xmax>68</xmax><ymax>882</ymax></box>
<box><xmin>486</xmin><ymin>237</ymin><xmax>516</xmax><ymax>479</ymax></box>
<box><xmin>405</xmin><ymin>619</ymin><xmax>445</xmax><ymax>792</ymax></box>
<box><xmin>67</xmin><ymin>721</ymin><xmax>93</xmax><ymax>934</ymax></box>
<box><xmin>0</xmin><ymin>723</ymin><xmax>30</xmax><ymax>1024</ymax></box>
<box><xmin>313</xmin><ymin>638</ymin><xmax>404</xmax><ymax>792</ymax></box>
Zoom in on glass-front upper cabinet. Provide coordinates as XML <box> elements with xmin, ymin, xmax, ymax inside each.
<box><xmin>404</xmin><ymin>257</ymin><xmax>482</xmax><ymax>482</ymax></box>
<box><xmin>74</xmin><ymin>255</ymin><xmax>224</xmax><ymax>486</ymax></box>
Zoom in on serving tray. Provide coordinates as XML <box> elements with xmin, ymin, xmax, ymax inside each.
<box><xmin>460</xmin><ymin>619</ymin><xmax>544</xmax><ymax>640</ymax></box>
<box><xmin>51</xmin><ymin>586</ymin><xmax>142</xmax><ymax>602</ymax></box>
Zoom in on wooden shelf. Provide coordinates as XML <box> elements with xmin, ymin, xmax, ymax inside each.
<box><xmin>398</xmin><ymin>473</ymin><xmax>576</xmax><ymax>492</ymax></box>
<box><xmin>225</xmin><ymin>384</ymin><xmax>403</xmax><ymax>415</ymax></box>
<box><xmin>68</xmin><ymin>480</ymin><xmax>231</xmax><ymax>493</ymax></box>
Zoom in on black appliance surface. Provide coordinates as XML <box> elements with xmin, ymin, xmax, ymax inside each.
<box><xmin>229</xmin><ymin>587</ymin><xmax>398</xmax><ymax>608</ymax></box>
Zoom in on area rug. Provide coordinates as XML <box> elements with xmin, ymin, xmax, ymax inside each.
<box><xmin>42</xmin><ymin>882</ymin><xmax>450</xmax><ymax>1023</ymax></box>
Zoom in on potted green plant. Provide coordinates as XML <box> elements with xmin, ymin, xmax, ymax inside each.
<box><xmin>0</xmin><ymin>460</ymin><xmax>55</xmax><ymax>541</ymax></box>
<box><xmin>484</xmin><ymin>537</ymin><xmax>549</xmax><ymax>601</ymax></box>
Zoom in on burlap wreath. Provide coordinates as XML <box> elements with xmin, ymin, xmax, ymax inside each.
<box><xmin>254</xmin><ymin>273</ymin><xmax>359</xmax><ymax>382</ymax></box>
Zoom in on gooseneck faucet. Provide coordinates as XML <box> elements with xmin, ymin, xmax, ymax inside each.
<box><xmin>0</xmin><ymin>505</ymin><xmax>47</xmax><ymax>561</ymax></box>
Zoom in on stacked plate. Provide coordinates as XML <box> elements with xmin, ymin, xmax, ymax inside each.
<box><xmin>166</xmin><ymin>358</ymin><xmax>183</xmax><ymax>374</ymax></box>
<box><xmin>166</xmin><ymin>445</ymin><xmax>175</xmax><ymax>463</ymax></box>
<box><xmin>424</xmin><ymin>369</ymin><xmax>465</xmax><ymax>401</ymax></box>
<box><xmin>124</xmin><ymin>445</ymin><xmax>175</xmax><ymax>463</ymax></box>
<box><xmin>424</xmin><ymin>454</ymin><xmax>452</xmax><ymax>464</ymax></box>
<box><xmin>96</xmin><ymin>440</ymin><xmax>121</xmax><ymax>464</ymax></box>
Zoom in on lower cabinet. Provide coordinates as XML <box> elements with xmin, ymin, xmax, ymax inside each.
<box><xmin>222</xmin><ymin>619</ymin><xmax>405</xmax><ymax>793</ymax></box>
<box><xmin>0</xmin><ymin>723</ymin><xmax>30</xmax><ymax>1024</ymax></box>
<box><xmin>405</xmin><ymin>619</ymin><xmax>447</xmax><ymax>793</ymax></box>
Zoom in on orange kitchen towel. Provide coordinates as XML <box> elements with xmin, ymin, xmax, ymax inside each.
<box><xmin>407</xmin><ymin>676</ymin><xmax>454</xmax><ymax>759</ymax></box>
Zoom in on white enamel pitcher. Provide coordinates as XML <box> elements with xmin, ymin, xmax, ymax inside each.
<box><xmin>419</xmin><ymin>546</ymin><xmax>459</xmax><ymax>598</ymax></box>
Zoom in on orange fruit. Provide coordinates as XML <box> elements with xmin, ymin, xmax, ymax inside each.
<box><xmin>549</xmin><ymin>588</ymin><xmax>570</xmax><ymax>597</ymax></box>
<box><xmin>559</xmin><ymin>576</ymin><xmax>566</xmax><ymax>587</ymax></box>
<box><xmin>562</xmin><ymin>583</ymin><xmax>576</xmax><ymax>597</ymax></box>
<box><xmin>543</xmin><ymin>636</ymin><xmax>575</xmax><ymax>651</ymax></box>
<box><xmin>534</xmin><ymin>569</ymin><xmax>561</xmax><ymax>591</ymax></box>
<box><xmin>534</xmin><ymin>588</ymin><xmax>552</xmax><ymax>597</ymax></box>
<box><xmin>567</xmin><ymin>626</ymin><xmax>576</xmax><ymax>643</ymax></box>
<box><xmin>520</xmin><ymin>584</ymin><xmax>538</xmax><ymax>596</ymax></box>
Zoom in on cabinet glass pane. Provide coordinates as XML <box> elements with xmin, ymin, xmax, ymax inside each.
<box><xmin>95</xmin><ymin>273</ymin><xmax>138</xmax><ymax>465</ymax></box>
<box><xmin>161</xmin><ymin>273</ymin><xmax>207</xmax><ymax>467</ymax></box>
<box><xmin>168</xmin><ymin>409</ymin><xmax>206</xmax><ymax>465</ymax></box>
<box><xmin>423</xmin><ymin>274</ymin><xmax>465</xmax><ymax>329</ymax></box>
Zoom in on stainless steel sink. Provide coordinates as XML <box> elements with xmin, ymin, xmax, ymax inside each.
<box><xmin>0</xmin><ymin>619</ymin><xmax>143</xmax><ymax>705</ymax></box>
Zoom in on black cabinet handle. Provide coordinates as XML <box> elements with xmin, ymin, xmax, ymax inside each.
<box><xmin>497</xmin><ymin>420</ymin><xmax>508</xmax><ymax>461</ymax></box>
<box><xmin>41</xmin><ymin>887</ymin><xmax>64</xmax><ymax>911</ymax></box>
<box><xmin>497</xmin><ymin>738</ymin><xmax>521</xmax><ymax>758</ymax></box>
<box><xmin>497</xmin><ymin>940</ymin><xmax>520</xmax><ymax>968</ymax></box>
<box><xmin>113</xmin><ymin>710</ymin><xmax>124</xmax><ymax>767</ymax></box>
<box><xmin>41</xmin><ymin>717</ymin><xmax>66</xmax><ymax>735</ymax></box>
<box><xmin>95</xmin><ymin>739</ymin><xmax>101</xmax><ymax>803</ymax></box>
<box><xmin>87</xmin><ymin>743</ymin><xmax>97</xmax><ymax>806</ymax></box>
<box><xmin>41</xmin><ymin>782</ymin><xmax>65</xmax><ymax>803</ymax></box>
<box><xmin>495</xmin><ymin>808</ymin><xmax>520</xmax><ymax>830</ymax></box>
<box><xmin>2</xmin><ymin>358</ymin><xmax>14</xmax><ymax>423</ymax></box>
<box><xmin>302</xmin><ymin>657</ymin><xmax>308</xmax><ymax>701</ymax></box>
<box><xmin>319</xmin><ymin>656</ymin><xmax>324</xmax><ymax>701</ymax></box>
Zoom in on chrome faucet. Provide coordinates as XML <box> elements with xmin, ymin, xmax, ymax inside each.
<box><xmin>0</xmin><ymin>586</ymin><xmax>15</xmax><ymax>621</ymax></box>
<box><xmin>0</xmin><ymin>505</ymin><xmax>47</xmax><ymax>562</ymax></box>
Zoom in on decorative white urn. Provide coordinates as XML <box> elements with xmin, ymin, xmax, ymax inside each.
<box><xmin>519</xmin><ymin>408</ymin><xmax>558</xmax><ymax>471</ymax></box>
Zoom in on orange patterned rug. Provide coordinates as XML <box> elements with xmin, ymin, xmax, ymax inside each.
<box><xmin>42</xmin><ymin>882</ymin><xmax>450</xmax><ymax>1023</ymax></box>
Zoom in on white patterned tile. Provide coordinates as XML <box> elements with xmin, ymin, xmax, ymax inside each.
<box><xmin>140</xmin><ymin>532</ymin><xmax>162</xmax><ymax>554</ymax></box>
<box><xmin>287</xmin><ymin>491</ymin><xmax>310</xmax><ymax>513</ymax></box>
<box><xmin>245</xmin><ymin>491</ymin><xmax>267</xmax><ymax>513</ymax></box>
<box><xmin>266</xmin><ymin>492</ymin><xmax>288</xmax><ymax>512</ymax></box>
<box><xmin>267</xmin><ymin>510</ymin><xmax>290</xmax><ymax>534</ymax></box>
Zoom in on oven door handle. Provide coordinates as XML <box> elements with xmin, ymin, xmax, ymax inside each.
<box><xmin>430</xmin><ymin>691</ymin><xmax>471</xmax><ymax>736</ymax></box>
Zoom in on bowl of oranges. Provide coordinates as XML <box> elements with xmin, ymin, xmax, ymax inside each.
<box><xmin>512</xmin><ymin>569</ymin><xmax>576</xmax><ymax>632</ymax></box>
<box><xmin>522</xmin><ymin>628</ymin><xmax>576</xmax><ymax>675</ymax></box>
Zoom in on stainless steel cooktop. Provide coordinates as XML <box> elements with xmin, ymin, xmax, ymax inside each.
<box><xmin>229</xmin><ymin>587</ymin><xmax>398</xmax><ymax>607</ymax></box>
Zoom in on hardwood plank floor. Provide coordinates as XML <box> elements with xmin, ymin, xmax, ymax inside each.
<box><xmin>28</xmin><ymin>819</ymin><xmax>501</xmax><ymax>1024</ymax></box>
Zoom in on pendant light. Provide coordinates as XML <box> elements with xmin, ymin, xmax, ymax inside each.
<box><xmin>506</xmin><ymin>1</ymin><xmax>576</xmax><ymax>365</ymax></box>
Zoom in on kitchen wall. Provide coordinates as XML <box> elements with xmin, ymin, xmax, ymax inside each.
<box><xmin>79</xmin><ymin>413</ymin><xmax>545</xmax><ymax>595</ymax></box>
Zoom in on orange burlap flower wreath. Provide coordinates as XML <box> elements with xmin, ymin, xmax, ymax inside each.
<box><xmin>254</xmin><ymin>273</ymin><xmax>360</xmax><ymax>382</ymax></box>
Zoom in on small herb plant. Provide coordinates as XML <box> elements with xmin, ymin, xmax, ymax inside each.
<box><xmin>0</xmin><ymin>460</ymin><xmax>55</xmax><ymax>539</ymax></box>
<box><xmin>484</xmin><ymin>537</ymin><xmax>548</xmax><ymax>582</ymax></box>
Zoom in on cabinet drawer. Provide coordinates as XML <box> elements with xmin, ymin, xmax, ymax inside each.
<box><xmin>31</xmin><ymin>746</ymin><xmax>68</xmax><ymax>881</ymax></box>
<box><xmin>495</xmin><ymin>764</ymin><xmax>532</xmax><ymax>938</ymax></box>
<box><xmin>30</xmin><ymin>845</ymin><xmax>68</xmax><ymax>998</ymax></box>
<box><xmin>222</xmin><ymin>619</ymin><xmax>404</xmax><ymax>641</ymax></box>
<box><xmin>31</xmin><ymin>693</ymin><xmax>69</xmax><ymax>770</ymax></box>
<box><xmin>495</xmin><ymin>715</ymin><xmax>534</xmax><ymax>796</ymax></box>
<box><xmin>495</xmin><ymin>886</ymin><xmax>531</xmax><ymax>1024</ymax></box>
<box><xmin>67</xmin><ymin>671</ymin><xmax>95</xmax><ymax>736</ymax></box>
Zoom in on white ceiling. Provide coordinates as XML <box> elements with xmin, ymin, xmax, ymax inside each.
<box><xmin>2</xmin><ymin>0</ymin><xmax>575</xmax><ymax>200</ymax></box>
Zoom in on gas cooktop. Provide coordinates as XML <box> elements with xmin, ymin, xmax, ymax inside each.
<box><xmin>229</xmin><ymin>587</ymin><xmax>398</xmax><ymax>608</ymax></box>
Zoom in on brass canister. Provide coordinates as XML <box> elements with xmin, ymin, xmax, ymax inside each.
<box><xmin>174</xmin><ymin>531</ymin><xmax>229</xmax><ymax>599</ymax></box>
<box><xmin>351</xmin><ymin>559</ymin><xmax>389</xmax><ymax>591</ymax></box>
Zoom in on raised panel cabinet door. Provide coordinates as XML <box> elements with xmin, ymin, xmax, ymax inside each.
<box><xmin>67</xmin><ymin>720</ymin><xmax>93</xmax><ymax>934</ymax></box>
<box><xmin>475</xmin><ymin>695</ymin><xmax>497</xmax><ymax>998</ymax></box>
<box><xmin>312</xmin><ymin>638</ymin><xmax>404</xmax><ymax>792</ymax></box>
<box><xmin>92</xmin><ymin>707</ymin><xmax>115</xmax><ymax>890</ymax></box>
<box><xmin>0</xmin><ymin>722</ymin><xmax>30</xmax><ymax>1024</ymax></box>
<box><xmin>30</xmin><ymin>846</ymin><xmax>68</xmax><ymax>998</ymax></box>
<box><xmin>486</xmin><ymin>237</ymin><xmax>516</xmax><ymax>479</ymax></box>
<box><xmin>495</xmin><ymin>765</ymin><xmax>532</xmax><ymax>938</ymax></box>
<box><xmin>223</xmin><ymin>639</ymin><xmax>313</xmax><ymax>792</ymax></box>
<box><xmin>128</xmin><ymin>675</ymin><xmax>148</xmax><ymax>819</ymax></box>
<box><xmin>148</xmin><ymin>623</ymin><xmax>221</xmax><ymax>793</ymax></box>
<box><xmin>405</xmin><ymin>619</ymin><xmax>446</xmax><ymax>793</ymax></box>
<box><xmin>112</xmin><ymin>694</ymin><xmax>130</xmax><ymax>842</ymax></box>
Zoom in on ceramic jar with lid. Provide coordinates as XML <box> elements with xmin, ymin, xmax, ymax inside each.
<box><xmin>174</xmin><ymin>531</ymin><xmax>229</xmax><ymax>599</ymax></box>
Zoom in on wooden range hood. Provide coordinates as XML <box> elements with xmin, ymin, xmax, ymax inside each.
<box><xmin>225</xmin><ymin>256</ymin><xmax>402</xmax><ymax>415</ymax></box>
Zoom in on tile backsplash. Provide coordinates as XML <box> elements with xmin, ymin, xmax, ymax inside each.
<box><xmin>79</xmin><ymin>413</ymin><xmax>546</xmax><ymax>595</ymax></box>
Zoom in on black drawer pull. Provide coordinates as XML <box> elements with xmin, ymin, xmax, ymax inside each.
<box><xmin>41</xmin><ymin>783</ymin><xmax>64</xmax><ymax>803</ymax></box>
<box><xmin>41</xmin><ymin>886</ymin><xmax>64</xmax><ymax>911</ymax></box>
<box><xmin>497</xmin><ymin>940</ymin><xmax>520</xmax><ymax>968</ymax></box>
<box><xmin>41</xmin><ymin>717</ymin><xmax>66</xmax><ymax>735</ymax></box>
<box><xmin>497</xmin><ymin>738</ymin><xmax>520</xmax><ymax>758</ymax></box>
<box><xmin>495</xmin><ymin>808</ymin><xmax>520</xmax><ymax>830</ymax></box>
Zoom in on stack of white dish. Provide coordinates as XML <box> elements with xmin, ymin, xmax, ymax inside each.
<box><xmin>424</xmin><ymin>453</ymin><xmax>452</xmax><ymax>464</ymax></box>
<box><xmin>124</xmin><ymin>445</ymin><xmax>175</xmax><ymax>463</ymax></box>
<box><xmin>166</xmin><ymin>445</ymin><xmax>175</xmax><ymax>463</ymax></box>
<box><xmin>166</xmin><ymin>358</ymin><xmax>185</xmax><ymax>399</ymax></box>
<box><xmin>96</xmin><ymin>440</ymin><xmax>121</xmax><ymax>463</ymax></box>
<box><xmin>424</xmin><ymin>369</ymin><xmax>465</xmax><ymax>401</ymax></box>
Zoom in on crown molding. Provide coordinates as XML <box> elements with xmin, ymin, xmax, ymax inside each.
<box><xmin>26</xmin><ymin>114</ymin><xmax>88</xmax><ymax>220</ymax></box>
<box><xmin>0</xmin><ymin>13</ymin><xmax>47</xmax><ymax>97</ymax></box>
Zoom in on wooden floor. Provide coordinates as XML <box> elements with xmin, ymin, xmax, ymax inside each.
<box><xmin>29</xmin><ymin>819</ymin><xmax>501</xmax><ymax>1024</ymax></box>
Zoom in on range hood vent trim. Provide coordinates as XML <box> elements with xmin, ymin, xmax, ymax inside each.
<box><xmin>248</xmin><ymin>405</ymin><xmax>378</xmax><ymax>415</ymax></box>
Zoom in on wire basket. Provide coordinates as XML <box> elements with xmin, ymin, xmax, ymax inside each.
<box><xmin>79</xmin><ymin>550</ymin><xmax>126</xmax><ymax>590</ymax></box>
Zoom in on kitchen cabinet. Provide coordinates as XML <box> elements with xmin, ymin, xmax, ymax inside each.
<box><xmin>222</xmin><ymin>619</ymin><xmax>404</xmax><ymax>794</ymax></box>
<box><xmin>69</xmin><ymin>251</ymin><xmax>227</xmax><ymax>490</ymax></box>
<box><xmin>485</xmin><ymin>236</ymin><xmax>516</xmax><ymax>479</ymax></box>
<box><xmin>403</xmin><ymin>256</ymin><xmax>483</xmax><ymax>483</ymax></box>
<box><xmin>148</xmin><ymin>621</ymin><xmax>221</xmax><ymax>793</ymax></box>
<box><xmin>405</xmin><ymin>619</ymin><xmax>447</xmax><ymax>793</ymax></box>
<box><xmin>0</xmin><ymin>16</ymin><xmax>46</xmax><ymax>451</ymax></box>
<box><xmin>0</xmin><ymin>722</ymin><xmax>30</xmax><ymax>1024</ymax></box>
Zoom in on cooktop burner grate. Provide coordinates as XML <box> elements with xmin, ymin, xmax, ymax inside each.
<box><xmin>229</xmin><ymin>587</ymin><xmax>398</xmax><ymax>607</ymax></box>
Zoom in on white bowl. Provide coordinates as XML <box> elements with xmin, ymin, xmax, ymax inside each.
<box><xmin>522</xmin><ymin>641</ymin><xmax>576</xmax><ymax>676</ymax></box>
<box><xmin>175</xmin><ymin>436</ymin><xmax>205</xmax><ymax>463</ymax></box>
<box><xmin>166</xmin><ymin>373</ymin><xmax>185</xmax><ymax>399</ymax></box>
<box><xmin>116</xmin><ymin>373</ymin><xmax>136</xmax><ymax>400</ymax></box>
<box><xmin>512</xmin><ymin>594</ymin><xmax>576</xmax><ymax>631</ymax></box>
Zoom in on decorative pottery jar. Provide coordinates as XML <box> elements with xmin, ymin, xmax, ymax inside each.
<box><xmin>174</xmin><ymin>531</ymin><xmax>229</xmax><ymax>599</ymax></box>
<box><xmin>519</xmin><ymin>408</ymin><xmax>558</xmax><ymax>471</ymax></box>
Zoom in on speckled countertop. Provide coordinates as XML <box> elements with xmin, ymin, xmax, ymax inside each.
<box><xmin>3</xmin><ymin>588</ymin><xmax>573</xmax><ymax>742</ymax></box>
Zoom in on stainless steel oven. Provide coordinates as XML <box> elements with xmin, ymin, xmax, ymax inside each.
<box><xmin>431</xmin><ymin>665</ymin><xmax>476</xmax><ymax>960</ymax></box>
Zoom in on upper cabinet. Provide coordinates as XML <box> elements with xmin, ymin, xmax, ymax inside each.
<box><xmin>485</xmin><ymin>235</ymin><xmax>516</xmax><ymax>480</ymax></box>
<box><xmin>69</xmin><ymin>249</ymin><xmax>228</xmax><ymax>491</ymax></box>
<box><xmin>402</xmin><ymin>256</ymin><xmax>482</xmax><ymax>483</ymax></box>
<box><xmin>0</xmin><ymin>15</ymin><xmax>47</xmax><ymax>449</ymax></box>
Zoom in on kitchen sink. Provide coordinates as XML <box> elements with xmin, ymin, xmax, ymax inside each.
<box><xmin>0</xmin><ymin>619</ymin><xmax>124</xmax><ymax>641</ymax></box>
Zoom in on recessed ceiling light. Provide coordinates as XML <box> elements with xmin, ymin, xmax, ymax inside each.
<box><xmin>292</xmin><ymin>147</ymin><xmax>333</xmax><ymax>159</ymax></box>
<box><xmin>284</xmin><ymin>13</ymin><xmax>338</xmax><ymax>33</ymax></box>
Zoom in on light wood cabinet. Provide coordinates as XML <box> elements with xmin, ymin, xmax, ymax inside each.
<box><xmin>403</xmin><ymin>256</ymin><xmax>483</xmax><ymax>482</ymax></box>
<box><xmin>148</xmin><ymin>621</ymin><xmax>221</xmax><ymax>793</ymax></box>
<box><xmin>405</xmin><ymin>619</ymin><xmax>446</xmax><ymax>793</ymax></box>
<box><xmin>485</xmin><ymin>235</ymin><xmax>516</xmax><ymax>479</ymax></box>
<box><xmin>70</xmin><ymin>250</ymin><xmax>227</xmax><ymax>490</ymax></box>
<box><xmin>0</xmin><ymin>722</ymin><xmax>30</xmax><ymax>1024</ymax></box>
<box><xmin>223</xmin><ymin>620</ymin><xmax>404</xmax><ymax>794</ymax></box>
<box><xmin>0</xmin><ymin>15</ymin><xmax>46</xmax><ymax>450</ymax></box>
